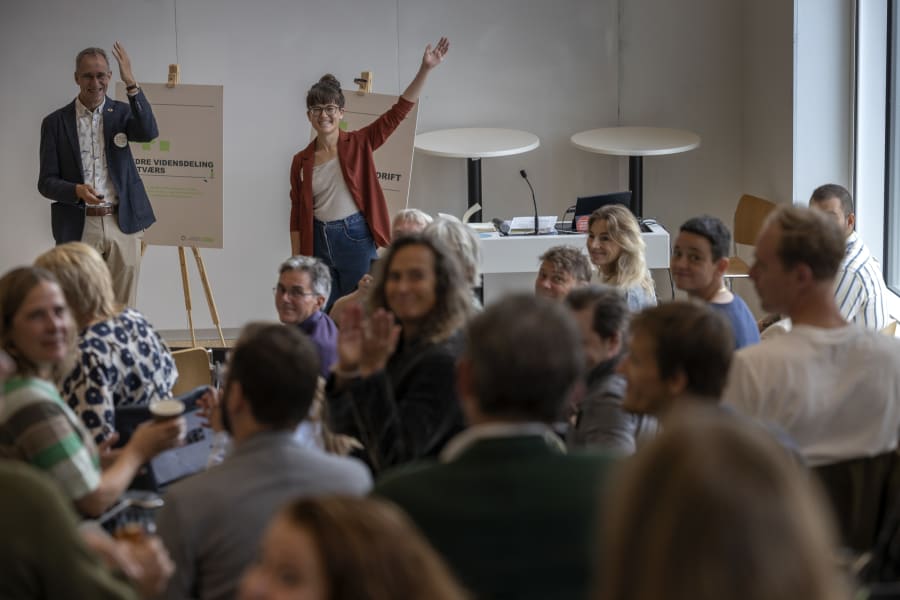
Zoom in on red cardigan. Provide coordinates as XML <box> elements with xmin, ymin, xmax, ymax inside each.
<box><xmin>289</xmin><ymin>97</ymin><xmax>415</xmax><ymax>256</ymax></box>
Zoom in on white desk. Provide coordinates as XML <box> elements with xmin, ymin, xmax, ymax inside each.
<box><xmin>415</xmin><ymin>128</ymin><xmax>540</xmax><ymax>222</ymax></box>
<box><xmin>477</xmin><ymin>222</ymin><xmax>670</xmax><ymax>305</ymax></box>
<box><xmin>570</xmin><ymin>127</ymin><xmax>700</xmax><ymax>217</ymax></box>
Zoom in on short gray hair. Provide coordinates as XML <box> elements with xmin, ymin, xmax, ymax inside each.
<box><xmin>279</xmin><ymin>256</ymin><xmax>331</xmax><ymax>300</ymax></box>
<box><xmin>423</xmin><ymin>215</ymin><xmax>482</xmax><ymax>287</ymax></box>
<box><xmin>393</xmin><ymin>208</ymin><xmax>433</xmax><ymax>230</ymax></box>
<box><xmin>75</xmin><ymin>47</ymin><xmax>109</xmax><ymax>71</ymax></box>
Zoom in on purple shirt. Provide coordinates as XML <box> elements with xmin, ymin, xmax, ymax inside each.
<box><xmin>297</xmin><ymin>311</ymin><xmax>338</xmax><ymax>377</ymax></box>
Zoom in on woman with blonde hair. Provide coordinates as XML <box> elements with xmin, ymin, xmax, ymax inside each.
<box><xmin>597</xmin><ymin>408</ymin><xmax>850</xmax><ymax>600</ymax></box>
<box><xmin>35</xmin><ymin>242</ymin><xmax>177</xmax><ymax>445</ymax></box>
<box><xmin>586</xmin><ymin>204</ymin><xmax>656</xmax><ymax>310</ymax></box>
<box><xmin>238</xmin><ymin>496</ymin><xmax>468</xmax><ymax>600</ymax></box>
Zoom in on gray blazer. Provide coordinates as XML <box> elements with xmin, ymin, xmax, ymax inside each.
<box><xmin>156</xmin><ymin>431</ymin><xmax>371</xmax><ymax>600</ymax></box>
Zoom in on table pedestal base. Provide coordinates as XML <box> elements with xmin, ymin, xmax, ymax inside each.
<box><xmin>467</xmin><ymin>158</ymin><xmax>482</xmax><ymax>222</ymax></box>
<box><xmin>628</xmin><ymin>156</ymin><xmax>643</xmax><ymax>218</ymax></box>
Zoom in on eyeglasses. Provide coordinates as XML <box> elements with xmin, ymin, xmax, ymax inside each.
<box><xmin>273</xmin><ymin>285</ymin><xmax>318</xmax><ymax>299</ymax></box>
<box><xmin>308</xmin><ymin>104</ymin><xmax>341</xmax><ymax>117</ymax></box>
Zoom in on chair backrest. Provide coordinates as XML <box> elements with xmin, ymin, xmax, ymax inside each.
<box><xmin>881</xmin><ymin>320</ymin><xmax>898</xmax><ymax>337</ymax></box>
<box><xmin>171</xmin><ymin>347</ymin><xmax>212</xmax><ymax>396</ymax></box>
<box><xmin>733</xmin><ymin>194</ymin><xmax>777</xmax><ymax>246</ymax></box>
<box><xmin>813</xmin><ymin>450</ymin><xmax>900</xmax><ymax>553</ymax></box>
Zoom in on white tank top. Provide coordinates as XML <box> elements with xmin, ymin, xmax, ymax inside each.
<box><xmin>312</xmin><ymin>158</ymin><xmax>358</xmax><ymax>222</ymax></box>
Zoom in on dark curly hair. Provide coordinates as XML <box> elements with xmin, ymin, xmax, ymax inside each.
<box><xmin>367</xmin><ymin>235</ymin><xmax>473</xmax><ymax>344</ymax></box>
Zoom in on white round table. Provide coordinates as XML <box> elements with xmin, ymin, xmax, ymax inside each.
<box><xmin>570</xmin><ymin>127</ymin><xmax>700</xmax><ymax>217</ymax></box>
<box><xmin>415</xmin><ymin>128</ymin><xmax>540</xmax><ymax>221</ymax></box>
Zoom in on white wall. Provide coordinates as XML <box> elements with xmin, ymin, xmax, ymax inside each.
<box><xmin>620</xmin><ymin>0</ymin><xmax>743</xmax><ymax>233</ymax></box>
<box><xmin>2</xmin><ymin>0</ymin><xmax>753</xmax><ymax>330</ymax></box>
<box><xmin>793</xmin><ymin>0</ymin><xmax>853</xmax><ymax>203</ymax></box>
<box><xmin>741</xmin><ymin>0</ymin><xmax>793</xmax><ymax>204</ymax></box>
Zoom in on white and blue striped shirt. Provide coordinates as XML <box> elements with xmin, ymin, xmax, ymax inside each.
<box><xmin>834</xmin><ymin>231</ymin><xmax>890</xmax><ymax>329</ymax></box>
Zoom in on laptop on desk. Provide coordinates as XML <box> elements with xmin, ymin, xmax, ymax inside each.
<box><xmin>572</xmin><ymin>191</ymin><xmax>633</xmax><ymax>232</ymax></box>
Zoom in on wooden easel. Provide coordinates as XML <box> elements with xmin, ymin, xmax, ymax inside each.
<box><xmin>139</xmin><ymin>64</ymin><xmax>226</xmax><ymax>349</ymax></box>
<box><xmin>354</xmin><ymin>71</ymin><xmax>373</xmax><ymax>93</ymax></box>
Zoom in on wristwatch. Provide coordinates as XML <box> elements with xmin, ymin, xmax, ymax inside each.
<box><xmin>126</xmin><ymin>83</ymin><xmax>140</xmax><ymax>92</ymax></box>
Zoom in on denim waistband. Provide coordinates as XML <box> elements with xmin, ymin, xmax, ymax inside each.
<box><xmin>314</xmin><ymin>211</ymin><xmax>365</xmax><ymax>227</ymax></box>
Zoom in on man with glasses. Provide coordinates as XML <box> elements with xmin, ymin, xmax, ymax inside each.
<box><xmin>274</xmin><ymin>255</ymin><xmax>337</xmax><ymax>377</ymax></box>
<box><xmin>38</xmin><ymin>42</ymin><xmax>158</xmax><ymax>307</ymax></box>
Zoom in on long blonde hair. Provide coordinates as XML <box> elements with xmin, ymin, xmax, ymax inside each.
<box><xmin>597</xmin><ymin>407</ymin><xmax>848</xmax><ymax>600</ymax></box>
<box><xmin>588</xmin><ymin>205</ymin><xmax>654</xmax><ymax>295</ymax></box>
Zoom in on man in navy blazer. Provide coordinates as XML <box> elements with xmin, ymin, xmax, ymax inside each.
<box><xmin>38</xmin><ymin>41</ymin><xmax>158</xmax><ymax>307</ymax></box>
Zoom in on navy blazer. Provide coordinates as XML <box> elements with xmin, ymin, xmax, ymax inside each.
<box><xmin>38</xmin><ymin>91</ymin><xmax>158</xmax><ymax>243</ymax></box>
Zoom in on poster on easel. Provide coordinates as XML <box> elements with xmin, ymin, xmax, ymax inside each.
<box><xmin>116</xmin><ymin>82</ymin><xmax>224</xmax><ymax>248</ymax></box>
<box><xmin>310</xmin><ymin>90</ymin><xmax>418</xmax><ymax>218</ymax></box>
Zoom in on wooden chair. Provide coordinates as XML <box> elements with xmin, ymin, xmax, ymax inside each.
<box><xmin>881</xmin><ymin>320</ymin><xmax>898</xmax><ymax>337</ymax></box>
<box><xmin>170</xmin><ymin>347</ymin><xmax>212</xmax><ymax>396</ymax></box>
<box><xmin>724</xmin><ymin>194</ymin><xmax>777</xmax><ymax>281</ymax></box>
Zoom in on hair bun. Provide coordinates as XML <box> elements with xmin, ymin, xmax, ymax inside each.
<box><xmin>319</xmin><ymin>74</ymin><xmax>341</xmax><ymax>89</ymax></box>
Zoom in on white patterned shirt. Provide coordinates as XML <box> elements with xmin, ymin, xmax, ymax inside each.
<box><xmin>75</xmin><ymin>97</ymin><xmax>116</xmax><ymax>206</ymax></box>
<box><xmin>834</xmin><ymin>231</ymin><xmax>889</xmax><ymax>329</ymax></box>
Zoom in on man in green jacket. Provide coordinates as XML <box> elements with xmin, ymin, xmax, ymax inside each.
<box><xmin>376</xmin><ymin>294</ymin><xmax>617</xmax><ymax>600</ymax></box>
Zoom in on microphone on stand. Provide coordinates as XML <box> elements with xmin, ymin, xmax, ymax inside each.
<box><xmin>520</xmin><ymin>169</ymin><xmax>538</xmax><ymax>235</ymax></box>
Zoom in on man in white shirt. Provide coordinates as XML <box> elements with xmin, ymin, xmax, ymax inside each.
<box><xmin>38</xmin><ymin>42</ymin><xmax>158</xmax><ymax>307</ymax></box>
<box><xmin>723</xmin><ymin>206</ymin><xmax>900</xmax><ymax>467</ymax></box>
<box><xmin>809</xmin><ymin>183</ymin><xmax>890</xmax><ymax>330</ymax></box>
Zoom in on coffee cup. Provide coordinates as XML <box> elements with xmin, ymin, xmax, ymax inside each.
<box><xmin>149</xmin><ymin>398</ymin><xmax>185</xmax><ymax>420</ymax></box>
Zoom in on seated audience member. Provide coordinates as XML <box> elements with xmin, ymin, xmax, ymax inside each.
<box><xmin>35</xmin><ymin>242</ymin><xmax>177</xmax><ymax>445</ymax></box>
<box><xmin>565</xmin><ymin>286</ymin><xmax>657</xmax><ymax>453</ymax></box>
<box><xmin>587</xmin><ymin>204</ymin><xmax>657</xmax><ymax>310</ymax></box>
<box><xmin>0</xmin><ymin>459</ymin><xmax>175</xmax><ymax>599</ymax></box>
<box><xmin>672</xmin><ymin>216</ymin><xmax>760</xmax><ymax>348</ymax></box>
<box><xmin>329</xmin><ymin>209</ymin><xmax>433</xmax><ymax>327</ymax></box>
<box><xmin>597</xmin><ymin>408</ymin><xmax>849</xmax><ymax>600</ymax></box>
<box><xmin>376</xmin><ymin>294</ymin><xmax>616</xmax><ymax>600</ymax></box>
<box><xmin>156</xmin><ymin>323</ymin><xmax>371</xmax><ymax>600</ymax></box>
<box><xmin>424</xmin><ymin>215</ymin><xmax>482</xmax><ymax>307</ymax></box>
<box><xmin>534</xmin><ymin>245</ymin><xmax>591</xmax><ymax>301</ymax></box>
<box><xmin>619</xmin><ymin>301</ymin><xmax>733</xmax><ymax>420</ymax></box>
<box><xmin>0</xmin><ymin>267</ymin><xmax>184</xmax><ymax>517</ymax></box>
<box><xmin>723</xmin><ymin>206</ymin><xmax>900</xmax><ymax>467</ymax></box>
<box><xmin>327</xmin><ymin>235</ymin><xmax>473</xmax><ymax>474</ymax></box>
<box><xmin>392</xmin><ymin>207</ymin><xmax>434</xmax><ymax>239</ymax></box>
<box><xmin>810</xmin><ymin>183</ymin><xmax>890</xmax><ymax>329</ymax></box>
<box><xmin>759</xmin><ymin>183</ymin><xmax>892</xmax><ymax>338</ymax></box>
<box><xmin>274</xmin><ymin>255</ymin><xmax>337</xmax><ymax>377</ymax></box>
<box><xmin>238</xmin><ymin>496</ymin><xmax>468</xmax><ymax>600</ymax></box>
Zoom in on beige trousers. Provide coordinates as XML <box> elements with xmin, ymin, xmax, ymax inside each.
<box><xmin>81</xmin><ymin>215</ymin><xmax>142</xmax><ymax>307</ymax></box>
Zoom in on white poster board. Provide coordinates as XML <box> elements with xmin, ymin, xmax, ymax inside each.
<box><xmin>117</xmin><ymin>83</ymin><xmax>224</xmax><ymax>248</ymax></box>
<box><xmin>311</xmin><ymin>91</ymin><xmax>418</xmax><ymax>218</ymax></box>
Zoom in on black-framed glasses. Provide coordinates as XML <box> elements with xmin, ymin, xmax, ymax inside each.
<box><xmin>308</xmin><ymin>104</ymin><xmax>341</xmax><ymax>117</ymax></box>
<box><xmin>273</xmin><ymin>285</ymin><xmax>318</xmax><ymax>299</ymax></box>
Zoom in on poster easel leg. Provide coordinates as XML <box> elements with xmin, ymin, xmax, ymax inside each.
<box><xmin>191</xmin><ymin>247</ymin><xmax>226</xmax><ymax>347</ymax></box>
<box><xmin>178</xmin><ymin>247</ymin><xmax>198</xmax><ymax>348</ymax></box>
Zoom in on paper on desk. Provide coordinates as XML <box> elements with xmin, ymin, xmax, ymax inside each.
<box><xmin>509</xmin><ymin>215</ymin><xmax>557</xmax><ymax>234</ymax></box>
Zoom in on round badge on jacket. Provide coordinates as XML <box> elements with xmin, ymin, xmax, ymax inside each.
<box><xmin>113</xmin><ymin>133</ymin><xmax>129</xmax><ymax>148</ymax></box>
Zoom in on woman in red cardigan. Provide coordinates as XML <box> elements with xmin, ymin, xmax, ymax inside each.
<box><xmin>290</xmin><ymin>37</ymin><xmax>449</xmax><ymax>309</ymax></box>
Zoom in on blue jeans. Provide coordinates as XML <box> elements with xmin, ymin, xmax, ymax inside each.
<box><xmin>313</xmin><ymin>212</ymin><xmax>377</xmax><ymax>310</ymax></box>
